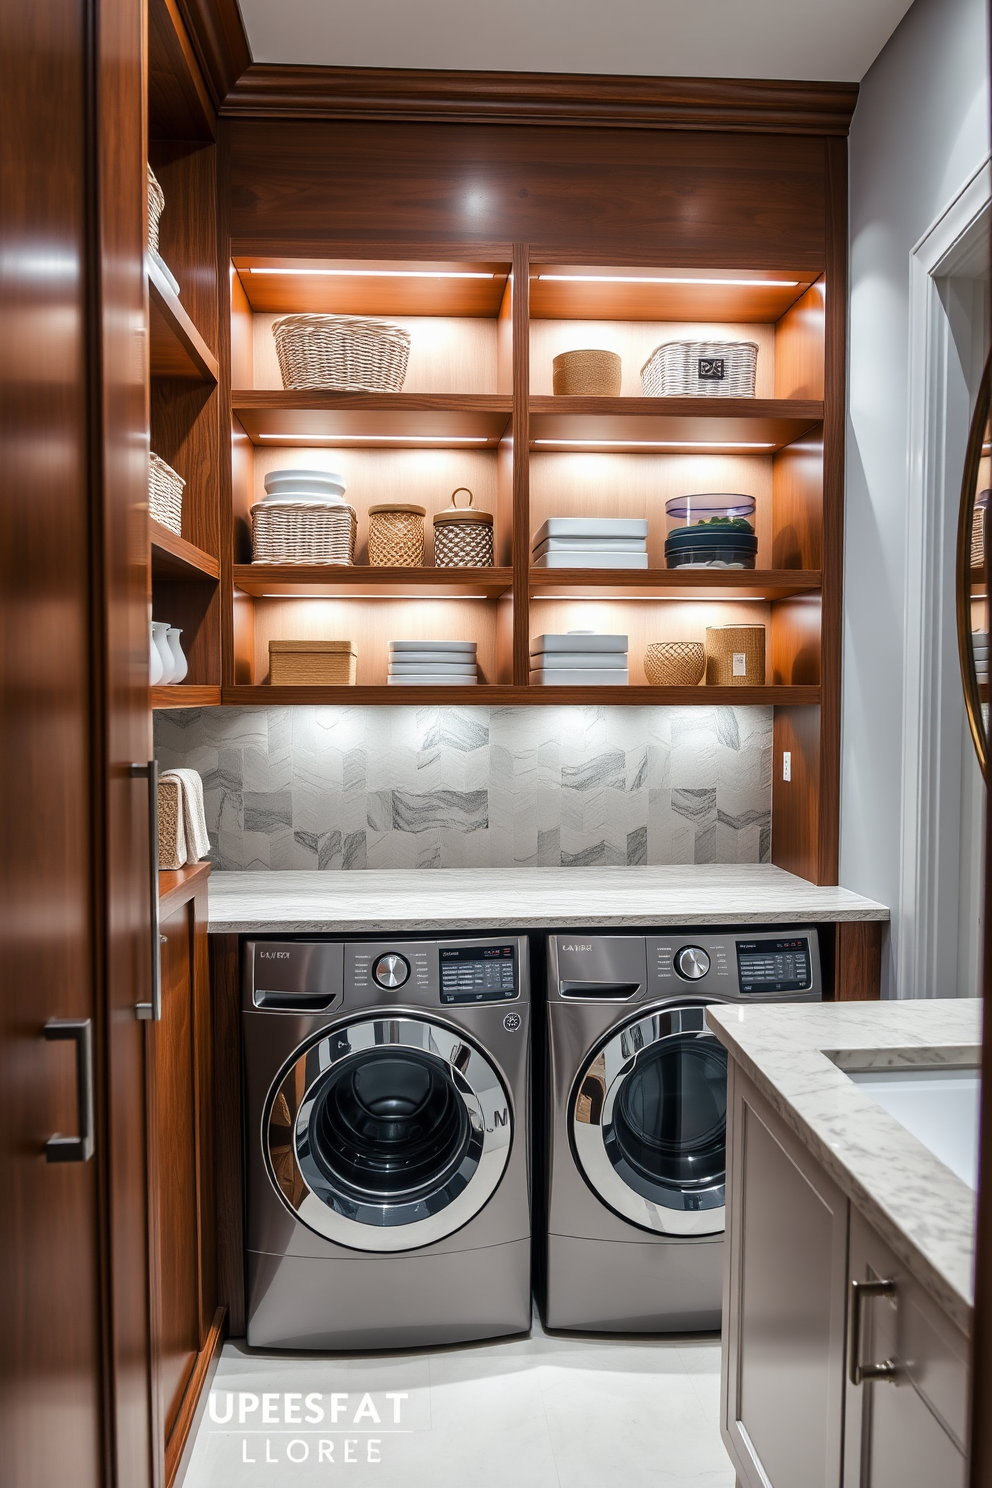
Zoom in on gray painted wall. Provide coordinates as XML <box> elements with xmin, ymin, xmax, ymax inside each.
<box><xmin>154</xmin><ymin>705</ymin><xmax>772</xmax><ymax>871</ymax></box>
<box><xmin>843</xmin><ymin>0</ymin><xmax>989</xmax><ymax>994</ymax></box>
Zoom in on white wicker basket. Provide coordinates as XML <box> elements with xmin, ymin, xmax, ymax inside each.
<box><xmin>272</xmin><ymin>315</ymin><xmax>411</xmax><ymax>392</ymax></box>
<box><xmin>251</xmin><ymin>501</ymin><xmax>357</xmax><ymax>565</ymax></box>
<box><xmin>641</xmin><ymin>340</ymin><xmax>758</xmax><ymax>398</ymax></box>
<box><xmin>149</xmin><ymin>451</ymin><xmax>184</xmax><ymax>535</ymax></box>
<box><xmin>147</xmin><ymin>164</ymin><xmax>165</xmax><ymax>256</ymax></box>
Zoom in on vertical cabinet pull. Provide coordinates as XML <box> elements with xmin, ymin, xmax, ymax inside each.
<box><xmin>44</xmin><ymin>1019</ymin><xmax>95</xmax><ymax>1162</ymax></box>
<box><xmin>848</xmin><ymin>1277</ymin><xmax>898</xmax><ymax>1385</ymax></box>
<box><xmin>130</xmin><ymin>760</ymin><xmax>161</xmax><ymax>1021</ymax></box>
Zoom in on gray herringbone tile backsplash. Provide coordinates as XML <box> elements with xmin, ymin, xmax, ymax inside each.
<box><xmin>154</xmin><ymin>705</ymin><xmax>772</xmax><ymax>871</ymax></box>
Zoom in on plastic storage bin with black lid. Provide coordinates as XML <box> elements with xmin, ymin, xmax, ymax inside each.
<box><xmin>665</xmin><ymin>494</ymin><xmax>757</xmax><ymax>570</ymax></box>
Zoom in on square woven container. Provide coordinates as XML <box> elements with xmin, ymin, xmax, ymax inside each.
<box><xmin>272</xmin><ymin>315</ymin><xmax>411</xmax><ymax>392</ymax></box>
<box><xmin>251</xmin><ymin>502</ymin><xmax>356</xmax><ymax>565</ymax></box>
<box><xmin>269</xmin><ymin>640</ymin><xmax>357</xmax><ymax>686</ymax></box>
<box><xmin>641</xmin><ymin>340</ymin><xmax>758</xmax><ymax>398</ymax></box>
<box><xmin>705</xmin><ymin>625</ymin><xmax>765</xmax><ymax>686</ymax></box>
<box><xmin>149</xmin><ymin>451</ymin><xmax>184</xmax><ymax>535</ymax></box>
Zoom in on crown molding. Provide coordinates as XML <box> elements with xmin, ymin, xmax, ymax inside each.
<box><xmin>220</xmin><ymin>64</ymin><xmax>859</xmax><ymax>136</ymax></box>
<box><xmin>175</xmin><ymin>0</ymin><xmax>251</xmax><ymax>109</ymax></box>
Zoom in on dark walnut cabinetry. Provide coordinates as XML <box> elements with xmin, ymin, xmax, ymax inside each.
<box><xmin>722</xmin><ymin>1068</ymin><xmax>967</xmax><ymax>1488</ymax></box>
<box><xmin>150</xmin><ymin>864</ymin><xmax>224</xmax><ymax>1487</ymax></box>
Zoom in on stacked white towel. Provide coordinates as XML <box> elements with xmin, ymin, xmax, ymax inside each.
<box><xmin>387</xmin><ymin>639</ymin><xmax>478</xmax><ymax>685</ymax></box>
<box><xmin>532</xmin><ymin>517</ymin><xmax>649</xmax><ymax>569</ymax></box>
<box><xmin>158</xmin><ymin>767</ymin><xmax>210</xmax><ymax>868</ymax></box>
<box><xmin>530</xmin><ymin>632</ymin><xmax>629</xmax><ymax>686</ymax></box>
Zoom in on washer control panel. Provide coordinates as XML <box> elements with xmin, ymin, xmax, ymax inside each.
<box><xmin>439</xmin><ymin>943</ymin><xmax>518</xmax><ymax>1005</ymax></box>
<box><xmin>735</xmin><ymin>936</ymin><xmax>811</xmax><ymax>994</ymax></box>
<box><xmin>549</xmin><ymin>928</ymin><xmax>821</xmax><ymax>1003</ymax></box>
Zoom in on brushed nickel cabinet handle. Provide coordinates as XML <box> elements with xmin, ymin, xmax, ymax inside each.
<box><xmin>44</xmin><ymin>1019</ymin><xmax>94</xmax><ymax>1162</ymax></box>
<box><xmin>130</xmin><ymin>760</ymin><xmax>161</xmax><ymax>1021</ymax></box>
<box><xmin>849</xmin><ymin>1277</ymin><xmax>898</xmax><ymax>1385</ymax></box>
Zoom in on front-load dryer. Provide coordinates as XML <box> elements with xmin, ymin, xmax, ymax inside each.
<box><xmin>243</xmin><ymin>936</ymin><xmax>531</xmax><ymax>1350</ymax></box>
<box><xmin>540</xmin><ymin>927</ymin><xmax>821</xmax><ymax>1333</ymax></box>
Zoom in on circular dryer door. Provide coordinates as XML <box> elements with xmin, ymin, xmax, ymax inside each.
<box><xmin>571</xmin><ymin>1003</ymin><xmax>727</xmax><ymax>1236</ymax></box>
<box><xmin>265</xmin><ymin>1016</ymin><xmax>512</xmax><ymax>1252</ymax></box>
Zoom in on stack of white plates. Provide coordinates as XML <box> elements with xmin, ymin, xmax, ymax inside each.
<box><xmin>974</xmin><ymin>631</ymin><xmax>988</xmax><ymax>684</ymax></box>
<box><xmin>531</xmin><ymin>517</ymin><xmax>649</xmax><ymax>569</ymax></box>
<box><xmin>262</xmin><ymin>468</ymin><xmax>348</xmax><ymax>505</ymax></box>
<box><xmin>530</xmin><ymin>632</ymin><xmax>628</xmax><ymax>685</ymax></box>
<box><xmin>387</xmin><ymin>640</ymin><xmax>478</xmax><ymax>685</ymax></box>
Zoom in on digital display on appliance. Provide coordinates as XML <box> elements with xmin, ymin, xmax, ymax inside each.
<box><xmin>439</xmin><ymin>944</ymin><xmax>518</xmax><ymax>1004</ymax></box>
<box><xmin>735</xmin><ymin>937</ymin><xmax>812</xmax><ymax>994</ymax></box>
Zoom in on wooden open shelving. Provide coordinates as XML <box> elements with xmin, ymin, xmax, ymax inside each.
<box><xmin>233</xmin><ymin>392</ymin><xmax>512</xmax><ymax>446</ymax></box>
<box><xmin>149</xmin><ymin>256</ymin><xmax>218</xmax><ymax>383</ymax></box>
<box><xmin>221</xmin><ymin>684</ymin><xmax>820</xmax><ymax>708</ymax></box>
<box><xmin>152</xmin><ymin>685</ymin><xmax>222</xmax><ymax>709</ymax></box>
<box><xmin>151</xmin><ymin>520</ymin><xmax>220</xmax><ymax>581</ymax></box>
<box><xmin>233</xmin><ymin>564</ymin><xmax>512</xmax><ymax>598</ymax></box>
<box><xmin>528</xmin><ymin>396</ymin><xmax>822</xmax><ymax>452</ymax></box>
<box><xmin>528</xmin><ymin>569</ymin><xmax>821</xmax><ymax>600</ymax></box>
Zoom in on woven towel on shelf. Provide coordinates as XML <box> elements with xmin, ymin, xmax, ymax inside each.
<box><xmin>157</xmin><ymin>775</ymin><xmax>186</xmax><ymax>870</ymax></box>
<box><xmin>158</xmin><ymin>768</ymin><xmax>210</xmax><ymax>866</ymax></box>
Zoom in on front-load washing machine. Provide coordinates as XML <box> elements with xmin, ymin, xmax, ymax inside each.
<box><xmin>539</xmin><ymin>927</ymin><xmax>821</xmax><ymax>1333</ymax></box>
<box><xmin>242</xmin><ymin>935</ymin><xmax>531</xmax><ymax>1350</ymax></box>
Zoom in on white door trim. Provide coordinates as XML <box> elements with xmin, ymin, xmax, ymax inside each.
<box><xmin>898</xmin><ymin>156</ymin><xmax>990</xmax><ymax>999</ymax></box>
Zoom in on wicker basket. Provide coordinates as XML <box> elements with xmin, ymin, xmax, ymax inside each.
<box><xmin>147</xmin><ymin>164</ymin><xmax>165</xmax><ymax>256</ymax></box>
<box><xmin>149</xmin><ymin>451</ymin><xmax>184</xmax><ymax>535</ymax></box>
<box><xmin>644</xmin><ymin>642</ymin><xmax>705</xmax><ymax>687</ymax></box>
<box><xmin>972</xmin><ymin>497</ymin><xmax>989</xmax><ymax>569</ymax></box>
<box><xmin>272</xmin><ymin>314</ymin><xmax>411</xmax><ymax>392</ymax></box>
<box><xmin>156</xmin><ymin>775</ymin><xmax>185</xmax><ymax>870</ymax></box>
<box><xmin>705</xmin><ymin>625</ymin><xmax>765</xmax><ymax>686</ymax></box>
<box><xmin>433</xmin><ymin>488</ymin><xmax>494</xmax><ymax>568</ymax></box>
<box><xmin>641</xmin><ymin>340</ymin><xmax>758</xmax><ymax>398</ymax></box>
<box><xmin>553</xmin><ymin>349</ymin><xmax>622</xmax><ymax>397</ymax></box>
<box><xmin>251</xmin><ymin>502</ymin><xmax>357</xmax><ymax>565</ymax></box>
<box><xmin>269</xmin><ymin>640</ymin><xmax>357</xmax><ymax>686</ymax></box>
<box><xmin>368</xmin><ymin>504</ymin><xmax>426</xmax><ymax>567</ymax></box>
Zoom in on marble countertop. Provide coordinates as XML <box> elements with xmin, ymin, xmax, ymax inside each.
<box><xmin>707</xmin><ymin>1000</ymin><xmax>981</xmax><ymax>1335</ymax></box>
<box><xmin>206</xmin><ymin>864</ymin><xmax>889</xmax><ymax>935</ymax></box>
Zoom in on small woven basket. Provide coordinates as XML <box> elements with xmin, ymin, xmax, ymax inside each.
<box><xmin>433</xmin><ymin>488</ymin><xmax>494</xmax><ymax>568</ymax></box>
<box><xmin>147</xmin><ymin>164</ymin><xmax>165</xmax><ymax>256</ymax></box>
<box><xmin>553</xmin><ymin>349</ymin><xmax>622</xmax><ymax>396</ymax></box>
<box><xmin>644</xmin><ymin>642</ymin><xmax>705</xmax><ymax>687</ymax></box>
<box><xmin>705</xmin><ymin>625</ymin><xmax>766</xmax><ymax>686</ymax></box>
<box><xmin>641</xmin><ymin>340</ymin><xmax>758</xmax><ymax>398</ymax></box>
<box><xmin>149</xmin><ymin>451</ymin><xmax>184</xmax><ymax>535</ymax></box>
<box><xmin>972</xmin><ymin>497</ymin><xmax>988</xmax><ymax>569</ymax></box>
<box><xmin>272</xmin><ymin>314</ymin><xmax>411</xmax><ymax>392</ymax></box>
<box><xmin>269</xmin><ymin>640</ymin><xmax>357</xmax><ymax>686</ymax></box>
<box><xmin>251</xmin><ymin>502</ymin><xmax>357</xmax><ymax>565</ymax></box>
<box><xmin>368</xmin><ymin>504</ymin><xmax>426</xmax><ymax>567</ymax></box>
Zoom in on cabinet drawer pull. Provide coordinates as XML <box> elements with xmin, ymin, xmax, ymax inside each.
<box><xmin>44</xmin><ymin>1019</ymin><xmax>95</xmax><ymax>1163</ymax></box>
<box><xmin>130</xmin><ymin>760</ymin><xmax>162</xmax><ymax>1021</ymax></box>
<box><xmin>849</xmin><ymin>1277</ymin><xmax>898</xmax><ymax>1385</ymax></box>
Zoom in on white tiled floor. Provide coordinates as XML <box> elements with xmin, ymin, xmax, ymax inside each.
<box><xmin>180</xmin><ymin>1315</ymin><xmax>736</xmax><ymax>1488</ymax></box>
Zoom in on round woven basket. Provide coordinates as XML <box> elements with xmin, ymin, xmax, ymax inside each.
<box><xmin>368</xmin><ymin>504</ymin><xmax>426</xmax><ymax>567</ymax></box>
<box><xmin>147</xmin><ymin>164</ymin><xmax>165</xmax><ymax>256</ymax></box>
<box><xmin>704</xmin><ymin>625</ymin><xmax>766</xmax><ymax>686</ymax></box>
<box><xmin>644</xmin><ymin>642</ymin><xmax>705</xmax><ymax>687</ymax></box>
<box><xmin>251</xmin><ymin>501</ymin><xmax>357</xmax><ymax>565</ymax></box>
<box><xmin>433</xmin><ymin>488</ymin><xmax>494</xmax><ymax>568</ymax></box>
<box><xmin>272</xmin><ymin>314</ymin><xmax>411</xmax><ymax>392</ymax></box>
<box><xmin>149</xmin><ymin>451</ymin><xmax>184</xmax><ymax>535</ymax></box>
<box><xmin>553</xmin><ymin>349</ymin><xmax>622</xmax><ymax>397</ymax></box>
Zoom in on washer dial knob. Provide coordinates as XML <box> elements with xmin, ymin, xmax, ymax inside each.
<box><xmin>372</xmin><ymin>953</ymin><xmax>410</xmax><ymax>989</ymax></box>
<box><xmin>675</xmin><ymin>946</ymin><xmax>711</xmax><ymax>981</ymax></box>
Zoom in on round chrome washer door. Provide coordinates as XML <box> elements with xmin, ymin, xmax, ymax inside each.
<box><xmin>571</xmin><ymin>1003</ymin><xmax>727</xmax><ymax>1237</ymax></box>
<box><xmin>265</xmin><ymin>1016</ymin><xmax>513</xmax><ymax>1253</ymax></box>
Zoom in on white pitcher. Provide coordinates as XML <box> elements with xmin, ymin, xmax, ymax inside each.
<box><xmin>152</xmin><ymin>621</ymin><xmax>174</xmax><ymax>685</ymax></box>
<box><xmin>166</xmin><ymin>628</ymin><xmax>188</xmax><ymax>685</ymax></box>
<box><xmin>149</xmin><ymin>620</ymin><xmax>164</xmax><ymax>685</ymax></box>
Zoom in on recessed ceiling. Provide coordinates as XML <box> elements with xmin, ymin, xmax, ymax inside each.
<box><xmin>236</xmin><ymin>0</ymin><xmax>914</xmax><ymax>84</ymax></box>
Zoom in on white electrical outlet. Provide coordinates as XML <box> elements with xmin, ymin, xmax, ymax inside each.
<box><xmin>783</xmin><ymin>751</ymin><xmax>792</xmax><ymax>782</ymax></box>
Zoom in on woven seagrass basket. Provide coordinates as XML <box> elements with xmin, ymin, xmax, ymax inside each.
<box><xmin>644</xmin><ymin>642</ymin><xmax>705</xmax><ymax>687</ymax></box>
<box><xmin>705</xmin><ymin>625</ymin><xmax>766</xmax><ymax>686</ymax></box>
<box><xmin>641</xmin><ymin>340</ymin><xmax>758</xmax><ymax>398</ymax></box>
<box><xmin>147</xmin><ymin>164</ymin><xmax>165</xmax><ymax>256</ymax></box>
<box><xmin>269</xmin><ymin>640</ymin><xmax>357</xmax><ymax>686</ymax></box>
<box><xmin>149</xmin><ymin>452</ymin><xmax>184</xmax><ymax>535</ymax></box>
<box><xmin>433</xmin><ymin>488</ymin><xmax>494</xmax><ymax>568</ymax></box>
<box><xmin>553</xmin><ymin>349</ymin><xmax>622</xmax><ymax>396</ymax></box>
<box><xmin>972</xmin><ymin>495</ymin><xmax>989</xmax><ymax>569</ymax></box>
<box><xmin>368</xmin><ymin>504</ymin><xmax>426</xmax><ymax>567</ymax></box>
<box><xmin>251</xmin><ymin>502</ymin><xmax>357</xmax><ymax>565</ymax></box>
<box><xmin>272</xmin><ymin>314</ymin><xmax>411</xmax><ymax>392</ymax></box>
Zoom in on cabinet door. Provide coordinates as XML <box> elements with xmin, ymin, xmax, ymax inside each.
<box><xmin>722</xmin><ymin>1066</ymin><xmax>849</xmax><ymax>1488</ymax></box>
<box><xmin>843</xmin><ymin>1208</ymin><xmax>966</xmax><ymax>1488</ymax></box>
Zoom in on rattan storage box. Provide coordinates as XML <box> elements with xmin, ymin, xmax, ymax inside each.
<box><xmin>269</xmin><ymin>640</ymin><xmax>357</xmax><ymax>686</ymax></box>
<box><xmin>705</xmin><ymin>625</ymin><xmax>765</xmax><ymax>686</ymax></box>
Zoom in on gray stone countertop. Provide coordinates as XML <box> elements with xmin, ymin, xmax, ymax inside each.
<box><xmin>707</xmin><ymin>1000</ymin><xmax>981</xmax><ymax>1335</ymax></box>
<box><xmin>206</xmin><ymin>864</ymin><xmax>889</xmax><ymax>935</ymax></box>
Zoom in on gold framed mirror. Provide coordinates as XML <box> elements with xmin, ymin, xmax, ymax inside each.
<box><xmin>957</xmin><ymin>350</ymin><xmax>992</xmax><ymax>775</ymax></box>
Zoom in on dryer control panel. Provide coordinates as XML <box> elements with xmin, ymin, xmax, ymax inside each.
<box><xmin>550</xmin><ymin>927</ymin><xmax>821</xmax><ymax>1002</ymax></box>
